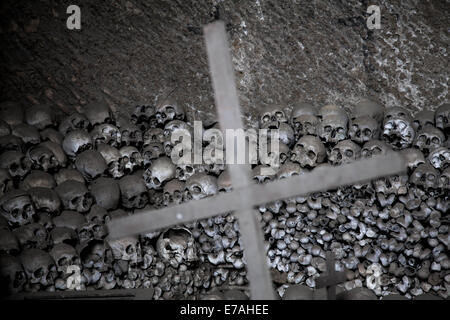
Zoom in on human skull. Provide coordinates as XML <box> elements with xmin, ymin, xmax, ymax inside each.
<box><xmin>328</xmin><ymin>140</ymin><xmax>361</xmax><ymax>165</ymax></box>
<box><xmin>77</xmin><ymin>221</ymin><xmax>108</xmax><ymax>243</ymax></box>
<box><xmin>78</xmin><ymin>239</ymin><xmax>113</xmax><ymax>271</ymax></box>
<box><xmin>0</xmin><ymin>151</ymin><xmax>31</xmax><ymax>178</ymax></box>
<box><xmin>317</xmin><ymin>114</ymin><xmax>348</xmax><ymax>144</ymax></box>
<box><xmin>13</xmin><ymin>223</ymin><xmax>50</xmax><ymax>250</ymax></box>
<box><xmin>24</xmin><ymin>104</ymin><xmax>55</xmax><ymax>130</ymax></box>
<box><xmin>0</xmin><ymin>190</ymin><xmax>35</xmax><ymax>227</ymax></box>
<box><xmin>184</xmin><ymin>173</ymin><xmax>218</xmax><ymax>201</ymax></box>
<box><xmin>50</xmin><ymin>243</ymin><xmax>80</xmax><ymax>274</ymax></box>
<box><xmin>276</xmin><ymin>161</ymin><xmax>307</xmax><ymax>179</ymax></box>
<box><xmin>96</xmin><ymin>144</ymin><xmax>124</xmax><ymax>179</ymax></box>
<box><xmin>50</xmin><ymin>227</ymin><xmax>78</xmax><ymax>246</ymax></box>
<box><xmin>427</xmin><ymin>147</ymin><xmax>450</xmax><ymax>170</ymax></box>
<box><xmin>252</xmin><ymin>165</ymin><xmax>277</xmax><ymax>183</ymax></box>
<box><xmin>400</xmin><ymin>148</ymin><xmax>426</xmax><ymax>171</ymax></box>
<box><xmin>373</xmin><ymin>174</ymin><xmax>408</xmax><ymax>196</ymax></box>
<box><xmin>142</xmin><ymin>142</ymin><xmax>165</xmax><ymax>168</ymax></box>
<box><xmin>291</xmin><ymin>102</ymin><xmax>317</xmax><ymax>119</ymax></box>
<box><xmin>412</xmin><ymin>110</ymin><xmax>435</xmax><ymax>132</ymax></box>
<box><xmin>217</xmin><ymin>170</ymin><xmax>232</xmax><ymax>193</ymax></box>
<box><xmin>118</xmin><ymin>121</ymin><xmax>143</xmax><ymax>147</ymax></box>
<box><xmin>143</xmin><ymin>156</ymin><xmax>176</xmax><ymax>190</ymax></box>
<box><xmin>20</xmin><ymin>248</ymin><xmax>57</xmax><ymax>286</ymax></box>
<box><xmin>20</xmin><ymin>171</ymin><xmax>55</xmax><ymax>190</ymax></box>
<box><xmin>382</xmin><ymin>107</ymin><xmax>415</xmax><ymax>149</ymax></box>
<box><xmin>62</xmin><ymin>129</ymin><xmax>93</xmax><ymax>158</ymax></box>
<box><xmin>291</xmin><ymin>135</ymin><xmax>326</xmax><ymax>168</ymax></box>
<box><xmin>282</xmin><ymin>284</ymin><xmax>314</xmax><ymax>300</ymax></box>
<box><xmin>0</xmin><ymin>119</ymin><xmax>11</xmax><ymax>137</ymax></box>
<box><xmin>131</xmin><ymin>104</ymin><xmax>156</xmax><ymax>126</ymax></box>
<box><xmin>75</xmin><ymin>150</ymin><xmax>107</xmax><ymax>181</ymax></box>
<box><xmin>293</xmin><ymin>114</ymin><xmax>319</xmax><ymax>138</ymax></box>
<box><xmin>85</xmin><ymin>205</ymin><xmax>110</xmax><ymax>225</ymax></box>
<box><xmin>0</xmin><ymin>169</ymin><xmax>13</xmax><ymax>196</ymax></box>
<box><xmin>90</xmin><ymin>123</ymin><xmax>122</xmax><ymax>147</ymax></box>
<box><xmin>155</xmin><ymin>98</ymin><xmax>186</xmax><ymax>124</ymax></box>
<box><xmin>361</xmin><ymin>139</ymin><xmax>392</xmax><ymax>158</ymax></box>
<box><xmin>11</xmin><ymin>124</ymin><xmax>40</xmax><ymax>146</ymax></box>
<box><xmin>54</xmin><ymin>169</ymin><xmax>85</xmax><ymax>185</ymax></box>
<box><xmin>59</xmin><ymin>112</ymin><xmax>90</xmax><ymax>135</ymax></box>
<box><xmin>83</xmin><ymin>101</ymin><xmax>114</xmax><ymax>126</ymax></box>
<box><xmin>410</xmin><ymin>163</ymin><xmax>439</xmax><ymax>190</ymax></box>
<box><xmin>26</xmin><ymin>145</ymin><xmax>59</xmax><ymax>172</ymax></box>
<box><xmin>107</xmin><ymin>235</ymin><xmax>142</xmax><ymax>263</ymax></box>
<box><xmin>0</xmin><ymin>135</ymin><xmax>24</xmax><ymax>152</ymax></box>
<box><xmin>118</xmin><ymin>175</ymin><xmax>148</xmax><ymax>209</ymax></box>
<box><xmin>53</xmin><ymin>210</ymin><xmax>86</xmax><ymax>230</ymax></box>
<box><xmin>143</xmin><ymin>128</ymin><xmax>165</xmax><ymax>146</ymax></box>
<box><xmin>352</xmin><ymin>98</ymin><xmax>384</xmax><ymax>124</ymax></box>
<box><xmin>55</xmin><ymin>180</ymin><xmax>93</xmax><ymax>212</ymax></box>
<box><xmin>348</xmin><ymin>116</ymin><xmax>380</xmax><ymax>144</ymax></box>
<box><xmin>90</xmin><ymin>177</ymin><xmax>120</xmax><ymax>211</ymax></box>
<box><xmin>435</xmin><ymin>103</ymin><xmax>450</xmax><ymax>134</ymax></box>
<box><xmin>259</xmin><ymin>105</ymin><xmax>288</xmax><ymax>127</ymax></box>
<box><xmin>40</xmin><ymin>141</ymin><xmax>68</xmax><ymax>168</ymax></box>
<box><xmin>439</xmin><ymin>167</ymin><xmax>450</xmax><ymax>189</ymax></box>
<box><xmin>0</xmin><ymin>229</ymin><xmax>20</xmax><ymax>255</ymax></box>
<box><xmin>156</xmin><ymin>228</ymin><xmax>198</xmax><ymax>268</ymax></box>
<box><xmin>0</xmin><ymin>101</ymin><xmax>24</xmax><ymax>126</ymax></box>
<box><xmin>413</xmin><ymin>127</ymin><xmax>445</xmax><ymax>154</ymax></box>
<box><xmin>40</xmin><ymin>128</ymin><xmax>64</xmax><ymax>145</ymax></box>
<box><xmin>163</xmin><ymin>179</ymin><xmax>185</xmax><ymax>205</ymax></box>
<box><xmin>0</xmin><ymin>254</ymin><xmax>27</xmax><ymax>293</ymax></box>
<box><xmin>28</xmin><ymin>187</ymin><xmax>61</xmax><ymax>214</ymax></box>
<box><xmin>119</xmin><ymin>146</ymin><xmax>143</xmax><ymax>174</ymax></box>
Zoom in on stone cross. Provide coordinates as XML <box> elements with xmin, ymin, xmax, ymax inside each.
<box><xmin>316</xmin><ymin>251</ymin><xmax>347</xmax><ymax>300</ymax></box>
<box><xmin>107</xmin><ymin>21</ymin><xmax>407</xmax><ymax>300</ymax></box>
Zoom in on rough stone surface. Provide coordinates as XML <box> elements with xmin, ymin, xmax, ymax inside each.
<box><xmin>0</xmin><ymin>0</ymin><xmax>448</xmax><ymax>125</ymax></box>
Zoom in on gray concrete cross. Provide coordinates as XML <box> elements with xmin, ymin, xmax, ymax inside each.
<box><xmin>107</xmin><ymin>20</ymin><xmax>407</xmax><ymax>300</ymax></box>
<box><xmin>316</xmin><ymin>251</ymin><xmax>347</xmax><ymax>300</ymax></box>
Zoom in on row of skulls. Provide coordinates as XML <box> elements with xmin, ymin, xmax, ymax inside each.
<box><xmin>0</xmin><ymin>96</ymin><xmax>449</xmax><ymax>299</ymax></box>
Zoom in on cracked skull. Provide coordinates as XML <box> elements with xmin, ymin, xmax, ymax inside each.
<box><xmin>382</xmin><ymin>107</ymin><xmax>415</xmax><ymax>149</ymax></box>
<box><xmin>427</xmin><ymin>147</ymin><xmax>450</xmax><ymax>170</ymax></box>
<box><xmin>107</xmin><ymin>235</ymin><xmax>142</xmax><ymax>263</ymax></box>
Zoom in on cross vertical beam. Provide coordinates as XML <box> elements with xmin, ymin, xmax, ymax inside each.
<box><xmin>316</xmin><ymin>251</ymin><xmax>347</xmax><ymax>300</ymax></box>
<box><xmin>204</xmin><ymin>20</ymin><xmax>275</xmax><ymax>300</ymax></box>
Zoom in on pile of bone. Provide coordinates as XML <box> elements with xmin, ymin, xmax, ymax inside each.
<box><xmin>0</xmin><ymin>98</ymin><xmax>449</xmax><ymax>300</ymax></box>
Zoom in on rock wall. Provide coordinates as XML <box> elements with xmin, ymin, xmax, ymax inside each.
<box><xmin>0</xmin><ymin>0</ymin><xmax>448</xmax><ymax>124</ymax></box>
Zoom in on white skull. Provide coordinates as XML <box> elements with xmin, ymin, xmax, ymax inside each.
<box><xmin>427</xmin><ymin>147</ymin><xmax>450</xmax><ymax>170</ymax></box>
<box><xmin>155</xmin><ymin>98</ymin><xmax>186</xmax><ymax>124</ymax></box>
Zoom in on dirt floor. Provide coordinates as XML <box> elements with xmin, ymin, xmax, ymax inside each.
<box><xmin>0</xmin><ymin>0</ymin><xmax>448</xmax><ymax>125</ymax></box>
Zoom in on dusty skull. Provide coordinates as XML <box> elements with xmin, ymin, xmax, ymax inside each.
<box><xmin>27</xmin><ymin>145</ymin><xmax>59</xmax><ymax>172</ymax></box>
<box><xmin>352</xmin><ymin>98</ymin><xmax>384</xmax><ymax>124</ymax></box>
<box><xmin>131</xmin><ymin>104</ymin><xmax>156</xmax><ymax>126</ymax></box>
<box><xmin>185</xmin><ymin>173</ymin><xmax>218</xmax><ymax>201</ymax></box>
<box><xmin>0</xmin><ymin>190</ymin><xmax>35</xmax><ymax>227</ymax></box>
<box><xmin>413</xmin><ymin>126</ymin><xmax>445</xmax><ymax>154</ymax></box>
<box><xmin>349</xmin><ymin>116</ymin><xmax>380</xmax><ymax>144</ymax></box>
<box><xmin>413</xmin><ymin>110</ymin><xmax>435</xmax><ymax>132</ymax></box>
<box><xmin>163</xmin><ymin>179</ymin><xmax>185</xmax><ymax>205</ymax></box>
<box><xmin>40</xmin><ymin>128</ymin><xmax>64</xmax><ymax>145</ymax></box>
<box><xmin>53</xmin><ymin>210</ymin><xmax>86</xmax><ymax>231</ymax></box>
<box><xmin>361</xmin><ymin>139</ymin><xmax>392</xmax><ymax>158</ymax></box>
<box><xmin>400</xmin><ymin>148</ymin><xmax>426</xmax><ymax>171</ymax></box>
<box><xmin>156</xmin><ymin>228</ymin><xmax>198</xmax><ymax>268</ymax></box>
<box><xmin>40</xmin><ymin>141</ymin><xmax>67</xmax><ymax>168</ymax></box>
<box><xmin>90</xmin><ymin>123</ymin><xmax>122</xmax><ymax>147</ymax></box>
<box><xmin>0</xmin><ymin>101</ymin><xmax>24</xmax><ymax>126</ymax></box>
<box><xmin>328</xmin><ymin>140</ymin><xmax>361</xmax><ymax>165</ymax></box>
<box><xmin>119</xmin><ymin>146</ymin><xmax>143</xmax><ymax>174</ymax></box>
<box><xmin>78</xmin><ymin>239</ymin><xmax>113</xmax><ymax>271</ymax></box>
<box><xmin>439</xmin><ymin>167</ymin><xmax>450</xmax><ymax>189</ymax></box>
<box><xmin>75</xmin><ymin>150</ymin><xmax>107</xmax><ymax>181</ymax></box>
<box><xmin>291</xmin><ymin>135</ymin><xmax>326</xmax><ymax>168</ymax></box>
<box><xmin>0</xmin><ymin>151</ymin><xmax>31</xmax><ymax>178</ymax></box>
<box><xmin>54</xmin><ymin>169</ymin><xmax>85</xmax><ymax>185</ymax></box>
<box><xmin>28</xmin><ymin>187</ymin><xmax>61</xmax><ymax>214</ymax></box>
<box><xmin>24</xmin><ymin>104</ymin><xmax>55</xmax><ymax>130</ymax></box>
<box><xmin>13</xmin><ymin>223</ymin><xmax>50</xmax><ymax>250</ymax></box>
<box><xmin>77</xmin><ymin>221</ymin><xmax>108</xmax><ymax>243</ymax></box>
<box><xmin>142</xmin><ymin>142</ymin><xmax>165</xmax><ymax>168</ymax></box>
<box><xmin>0</xmin><ymin>119</ymin><xmax>11</xmax><ymax>137</ymax></box>
<box><xmin>143</xmin><ymin>127</ymin><xmax>165</xmax><ymax>146</ymax></box>
<box><xmin>293</xmin><ymin>114</ymin><xmax>319</xmax><ymax>138</ymax></box>
<box><xmin>50</xmin><ymin>227</ymin><xmax>78</xmax><ymax>246</ymax></box>
<box><xmin>410</xmin><ymin>163</ymin><xmax>439</xmax><ymax>189</ymax></box>
<box><xmin>155</xmin><ymin>98</ymin><xmax>185</xmax><ymax>124</ymax></box>
<box><xmin>217</xmin><ymin>170</ymin><xmax>232</xmax><ymax>193</ymax></box>
<box><xmin>0</xmin><ymin>229</ymin><xmax>20</xmax><ymax>255</ymax></box>
<box><xmin>97</xmin><ymin>143</ymin><xmax>124</xmax><ymax>179</ymax></box>
<box><xmin>276</xmin><ymin>161</ymin><xmax>307</xmax><ymax>179</ymax></box>
<box><xmin>318</xmin><ymin>104</ymin><xmax>347</xmax><ymax>119</ymax></box>
<box><xmin>374</xmin><ymin>174</ymin><xmax>408</xmax><ymax>196</ymax></box>
<box><xmin>90</xmin><ymin>177</ymin><xmax>120</xmax><ymax>211</ymax></box>
<box><xmin>119</xmin><ymin>175</ymin><xmax>148</xmax><ymax>209</ymax></box>
<box><xmin>59</xmin><ymin>112</ymin><xmax>90</xmax><ymax>135</ymax></box>
<box><xmin>0</xmin><ymin>135</ymin><xmax>24</xmax><ymax>152</ymax></box>
<box><xmin>144</xmin><ymin>156</ymin><xmax>176</xmax><ymax>190</ymax></box>
<box><xmin>85</xmin><ymin>205</ymin><xmax>110</xmax><ymax>225</ymax></box>
<box><xmin>62</xmin><ymin>129</ymin><xmax>93</xmax><ymax>158</ymax></box>
<box><xmin>382</xmin><ymin>107</ymin><xmax>415</xmax><ymax>149</ymax></box>
<box><xmin>107</xmin><ymin>235</ymin><xmax>142</xmax><ymax>263</ymax></box>
<box><xmin>83</xmin><ymin>101</ymin><xmax>113</xmax><ymax>126</ymax></box>
<box><xmin>50</xmin><ymin>243</ymin><xmax>80</xmax><ymax>274</ymax></box>
<box><xmin>318</xmin><ymin>114</ymin><xmax>349</xmax><ymax>144</ymax></box>
<box><xmin>118</xmin><ymin>121</ymin><xmax>143</xmax><ymax>147</ymax></box>
<box><xmin>435</xmin><ymin>103</ymin><xmax>450</xmax><ymax>134</ymax></box>
<box><xmin>0</xmin><ymin>169</ymin><xmax>14</xmax><ymax>196</ymax></box>
<box><xmin>55</xmin><ymin>180</ymin><xmax>93</xmax><ymax>212</ymax></box>
<box><xmin>259</xmin><ymin>105</ymin><xmax>288</xmax><ymax>127</ymax></box>
<box><xmin>11</xmin><ymin>124</ymin><xmax>40</xmax><ymax>145</ymax></box>
<box><xmin>20</xmin><ymin>171</ymin><xmax>55</xmax><ymax>190</ymax></box>
<box><xmin>0</xmin><ymin>254</ymin><xmax>27</xmax><ymax>293</ymax></box>
<box><xmin>427</xmin><ymin>147</ymin><xmax>450</xmax><ymax>170</ymax></box>
<box><xmin>252</xmin><ymin>165</ymin><xmax>277</xmax><ymax>183</ymax></box>
<box><xmin>291</xmin><ymin>102</ymin><xmax>317</xmax><ymax>119</ymax></box>
<box><xmin>261</xmin><ymin>121</ymin><xmax>295</xmax><ymax>147</ymax></box>
<box><xmin>20</xmin><ymin>248</ymin><xmax>57</xmax><ymax>286</ymax></box>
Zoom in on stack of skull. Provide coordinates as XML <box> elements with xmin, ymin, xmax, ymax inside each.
<box><xmin>0</xmin><ymin>98</ymin><xmax>449</xmax><ymax>299</ymax></box>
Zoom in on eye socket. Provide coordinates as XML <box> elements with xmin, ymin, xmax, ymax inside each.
<box><xmin>363</xmin><ymin>128</ymin><xmax>372</xmax><ymax>136</ymax></box>
<box><xmin>373</xmin><ymin>147</ymin><xmax>382</xmax><ymax>154</ymax></box>
<box><xmin>192</xmin><ymin>186</ymin><xmax>201</xmax><ymax>194</ymax></box>
<box><xmin>418</xmin><ymin>135</ymin><xmax>426</xmax><ymax>142</ymax></box>
<box><xmin>34</xmin><ymin>268</ymin><xmax>44</xmax><ymax>278</ymax></box>
<box><xmin>345</xmin><ymin>150</ymin><xmax>354</xmax><ymax>157</ymax></box>
<box><xmin>398</xmin><ymin>112</ymin><xmax>405</xmax><ymax>117</ymax></box>
<box><xmin>324</xmin><ymin>125</ymin><xmax>331</xmax><ymax>133</ymax></box>
<box><xmin>275</xmin><ymin>111</ymin><xmax>284</xmax><ymax>119</ymax></box>
<box><xmin>262</xmin><ymin>115</ymin><xmax>270</xmax><ymax>123</ymax></box>
<box><xmin>71</xmin><ymin>196</ymin><xmax>80</xmax><ymax>205</ymax></box>
<box><xmin>431</xmin><ymin>137</ymin><xmax>440</xmax><ymax>145</ymax></box>
<box><xmin>307</xmin><ymin>150</ymin><xmax>316</xmax><ymax>159</ymax></box>
<box><xmin>427</xmin><ymin>174</ymin><xmax>435</xmax><ymax>181</ymax></box>
<box><xmin>337</xmin><ymin>127</ymin><xmax>345</xmax><ymax>134</ymax></box>
<box><xmin>126</xmin><ymin>245</ymin><xmax>135</xmax><ymax>254</ymax></box>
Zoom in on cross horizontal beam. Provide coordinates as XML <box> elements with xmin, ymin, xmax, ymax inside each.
<box><xmin>107</xmin><ymin>152</ymin><xmax>406</xmax><ymax>239</ymax></box>
<box><xmin>6</xmin><ymin>288</ymin><xmax>154</xmax><ymax>300</ymax></box>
